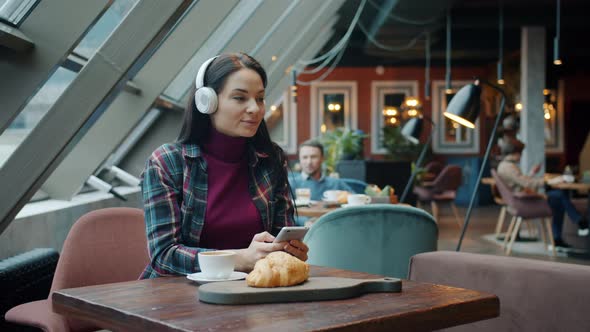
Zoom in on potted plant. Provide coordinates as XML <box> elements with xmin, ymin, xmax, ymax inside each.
<box><xmin>320</xmin><ymin>128</ymin><xmax>368</xmax><ymax>174</ymax></box>
<box><xmin>381</xmin><ymin>126</ymin><xmax>426</xmax><ymax>162</ymax></box>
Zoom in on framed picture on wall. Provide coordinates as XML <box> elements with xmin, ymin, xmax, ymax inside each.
<box><xmin>266</xmin><ymin>90</ymin><xmax>297</xmax><ymax>155</ymax></box>
<box><xmin>544</xmin><ymin>80</ymin><xmax>564</xmax><ymax>153</ymax></box>
<box><xmin>432</xmin><ymin>80</ymin><xmax>480</xmax><ymax>154</ymax></box>
<box><xmin>310</xmin><ymin>81</ymin><xmax>358</xmax><ymax>138</ymax></box>
<box><xmin>370</xmin><ymin>80</ymin><xmax>419</xmax><ymax>154</ymax></box>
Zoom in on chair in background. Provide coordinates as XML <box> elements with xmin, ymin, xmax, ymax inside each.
<box><xmin>5</xmin><ymin>207</ymin><xmax>149</xmax><ymax>332</ymax></box>
<box><xmin>413</xmin><ymin>165</ymin><xmax>463</xmax><ymax>226</ymax></box>
<box><xmin>491</xmin><ymin>170</ymin><xmax>555</xmax><ymax>256</ymax></box>
<box><xmin>490</xmin><ymin>183</ymin><xmax>509</xmax><ymax>239</ymax></box>
<box><xmin>423</xmin><ymin>160</ymin><xmax>444</xmax><ymax>180</ymax></box>
<box><xmin>340</xmin><ymin>177</ymin><xmax>368</xmax><ymax>194</ymax></box>
<box><xmin>0</xmin><ymin>248</ymin><xmax>59</xmax><ymax>332</ymax></box>
<box><xmin>303</xmin><ymin>204</ymin><xmax>437</xmax><ymax>279</ymax></box>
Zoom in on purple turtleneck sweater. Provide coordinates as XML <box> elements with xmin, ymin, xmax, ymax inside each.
<box><xmin>199</xmin><ymin>128</ymin><xmax>263</xmax><ymax>250</ymax></box>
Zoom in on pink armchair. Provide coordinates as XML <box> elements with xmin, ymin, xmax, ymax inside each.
<box><xmin>5</xmin><ymin>207</ymin><xmax>149</xmax><ymax>331</ymax></box>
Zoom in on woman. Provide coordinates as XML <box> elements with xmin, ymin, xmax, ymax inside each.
<box><xmin>140</xmin><ymin>53</ymin><xmax>308</xmax><ymax>278</ymax></box>
<box><xmin>497</xmin><ymin>137</ymin><xmax>588</xmax><ymax>249</ymax></box>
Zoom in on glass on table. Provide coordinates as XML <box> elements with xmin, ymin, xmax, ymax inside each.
<box><xmin>295</xmin><ymin>188</ymin><xmax>311</xmax><ymax>206</ymax></box>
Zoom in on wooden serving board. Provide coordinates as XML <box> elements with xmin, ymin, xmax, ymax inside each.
<box><xmin>198</xmin><ymin>277</ymin><xmax>402</xmax><ymax>305</ymax></box>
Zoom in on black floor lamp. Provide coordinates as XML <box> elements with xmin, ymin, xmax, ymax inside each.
<box><xmin>443</xmin><ymin>79</ymin><xmax>507</xmax><ymax>251</ymax></box>
<box><xmin>399</xmin><ymin>116</ymin><xmax>435</xmax><ymax>204</ymax></box>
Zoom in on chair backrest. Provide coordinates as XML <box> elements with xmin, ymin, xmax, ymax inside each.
<box><xmin>303</xmin><ymin>204</ymin><xmax>437</xmax><ymax>279</ymax></box>
<box><xmin>409</xmin><ymin>251</ymin><xmax>590</xmax><ymax>332</ymax></box>
<box><xmin>340</xmin><ymin>178</ymin><xmax>368</xmax><ymax>194</ymax></box>
<box><xmin>491</xmin><ymin>169</ymin><xmax>551</xmax><ymax>219</ymax></box>
<box><xmin>490</xmin><ymin>169</ymin><xmax>516</xmax><ymax>207</ymax></box>
<box><xmin>424</xmin><ymin>161</ymin><xmax>444</xmax><ymax>176</ymax></box>
<box><xmin>49</xmin><ymin>207</ymin><xmax>149</xmax><ymax>330</ymax></box>
<box><xmin>431</xmin><ymin>165</ymin><xmax>462</xmax><ymax>192</ymax></box>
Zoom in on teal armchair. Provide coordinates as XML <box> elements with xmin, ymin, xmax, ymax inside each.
<box><xmin>303</xmin><ymin>204</ymin><xmax>437</xmax><ymax>279</ymax></box>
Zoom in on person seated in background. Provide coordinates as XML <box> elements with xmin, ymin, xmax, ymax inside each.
<box><xmin>288</xmin><ymin>139</ymin><xmax>353</xmax><ymax>201</ymax></box>
<box><xmin>497</xmin><ymin>137</ymin><xmax>588</xmax><ymax>249</ymax></box>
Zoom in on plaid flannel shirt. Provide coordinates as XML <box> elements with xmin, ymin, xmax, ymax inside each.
<box><xmin>140</xmin><ymin>142</ymin><xmax>294</xmax><ymax>278</ymax></box>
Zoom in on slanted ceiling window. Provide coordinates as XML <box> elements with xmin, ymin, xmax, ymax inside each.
<box><xmin>0</xmin><ymin>0</ymin><xmax>39</xmax><ymax>26</ymax></box>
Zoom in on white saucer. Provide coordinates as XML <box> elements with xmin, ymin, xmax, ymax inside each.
<box><xmin>341</xmin><ymin>203</ymin><xmax>368</xmax><ymax>208</ymax></box>
<box><xmin>321</xmin><ymin>199</ymin><xmax>339</xmax><ymax>205</ymax></box>
<box><xmin>186</xmin><ymin>271</ymin><xmax>247</xmax><ymax>284</ymax></box>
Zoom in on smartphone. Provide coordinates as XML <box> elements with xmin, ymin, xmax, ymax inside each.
<box><xmin>273</xmin><ymin>226</ymin><xmax>309</xmax><ymax>243</ymax></box>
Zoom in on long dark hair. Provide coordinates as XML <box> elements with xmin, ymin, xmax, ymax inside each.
<box><xmin>178</xmin><ymin>53</ymin><xmax>292</xmax><ymax>201</ymax></box>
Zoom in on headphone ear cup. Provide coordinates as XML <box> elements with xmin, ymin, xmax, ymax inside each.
<box><xmin>195</xmin><ymin>87</ymin><xmax>218</xmax><ymax>114</ymax></box>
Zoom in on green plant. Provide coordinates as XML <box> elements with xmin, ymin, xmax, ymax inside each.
<box><xmin>411</xmin><ymin>162</ymin><xmax>428</xmax><ymax>184</ymax></box>
<box><xmin>320</xmin><ymin>128</ymin><xmax>368</xmax><ymax>174</ymax></box>
<box><xmin>381</xmin><ymin>126</ymin><xmax>425</xmax><ymax>161</ymax></box>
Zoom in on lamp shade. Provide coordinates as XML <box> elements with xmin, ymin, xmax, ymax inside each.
<box><xmin>401</xmin><ymin>117</ymin><xmax>423</xmax><ymax>144</ymax></box>
<box><xmin>443</xmin><ymin>83</ymin><xmax>481</xmax><ymax>128</ymax></box>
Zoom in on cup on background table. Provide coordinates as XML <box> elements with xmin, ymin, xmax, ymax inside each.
<box><xmin>323</xmin><ymin>190</ymin><xmax>345</xmax><ymax>202</ymax></box>
<box><xmin>198</xmin><ymin>250</ymin><xmax>236</xmax><ymax>280</ymax></box>
<box><xmin>347</xmin><ymin>194</ymin><xmax>372</xmax><ymax>206</ymax></box>
<box><xmin>295</xmin><ymin>188</ymin><xmax>312</xmax><ymax>205</ymax></box>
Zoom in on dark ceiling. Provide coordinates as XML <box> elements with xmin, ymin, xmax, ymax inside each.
<box><xmin>319</xmin><ymin>0</ymin><xmax>590</xmax><ymax>70</ymax></box>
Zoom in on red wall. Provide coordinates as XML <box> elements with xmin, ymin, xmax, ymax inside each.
<box><xmin>289</xmin><ymin>65</ymin><xmax>590</xmax><ymax>168</ymax></box>
<box><xmin>293</xmin><ymin>66</ymin><xmax>490</xmax><ymax>159</ymax></box>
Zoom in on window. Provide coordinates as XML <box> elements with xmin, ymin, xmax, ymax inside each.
<box><xmin>0</xmin><ymin>0</ymin><xmax>139</xmax><ymax>168</ymax></box>
<box><xmin>0</xmin><ymin>66</ymin><xmax>76</xmax><ymax>168</ymax></box>
<box><xmin>310</xmin><ymin>81</ymin><xmax>357</xmax><ymax>137</ymax></box>
<box><xmin>0</xmin><ymin>0</ymin><xmax>39</xmax><ymax>26</ymax></box>
<box><xmin>267</xmin><ymin>90</ymin><xmax>297</xmax><ymax>154</ymax></box>
<box><xmin>370</xmin><ymin>81</ymin><xmax>418</xmax><ymax>154</ymax></box>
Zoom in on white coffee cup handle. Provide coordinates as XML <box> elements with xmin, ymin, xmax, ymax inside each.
<box><xmin>364</xmin><ymin>196</ymin><xmax>372</xmax><ymax>204</ymax></box>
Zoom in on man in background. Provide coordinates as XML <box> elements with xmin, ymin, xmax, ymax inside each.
<box><xmin>289</xmin><ymin>140</ymin><xmax>352</xmax><ymax>201</ymax></box>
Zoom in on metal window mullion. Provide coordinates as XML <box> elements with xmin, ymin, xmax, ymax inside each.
<box><xmin>40</xmin><ymin>0</ymin><xmax>238</xmax><ymax>200</ymax></box>
<box><xmin>0</xmin><ymin>0</ymin><xmax>109</xmax><ymax>134</ymax></box>
<box><xmin>266</xmin><ymin>0</ymin><xmax>344</xmax><ymax>88</ymax></box>
<box><xmin>0</xmin><ymin>0</ymin><xmax>191</xmax><ymax>234</ymax></box>
<box><xmin>163</xmin><ymin>0</ymin><xmax>265</xmax><ymax>101</ymax></box>
<box><xmin>250</xmin><ymin>0</ymin><xmax>323</xmax><ymax>68</ymax></box>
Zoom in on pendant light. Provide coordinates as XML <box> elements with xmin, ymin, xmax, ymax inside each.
<box><xmin>553</xmin><ymin>0</ymin><xmax>562</xmax><ymax>65</ymax></box>
<box><xmin>425</xmin><ymin>31</ymin><xmax>431</xmax><ymax>100</ymax></box>
<box><xmin>497</xmin><ymin>1</ymin><xmax>505</xmax><ymax>85</ymax></box>
<box><xmin>445</xmin><ymin>6</ymin><xmax>453</xmax><ymax>94</ymax></box>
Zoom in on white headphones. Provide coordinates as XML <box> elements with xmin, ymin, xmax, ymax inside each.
<box><xmin>194</xmin><ymin>56</ymin><xmax>218</xmax><ymax>114</ymax></box>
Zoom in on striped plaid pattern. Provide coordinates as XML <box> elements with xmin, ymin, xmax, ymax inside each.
<box><xmin>140</xmin><ymin>142</ymin><xmax>294</xmax><ymax>278</ymax></box>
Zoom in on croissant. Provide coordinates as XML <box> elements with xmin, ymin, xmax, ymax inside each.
<box><xmin>246</xmin><ymin>251</ymin><xmax>309</xmax><ymax>287</ymax></box>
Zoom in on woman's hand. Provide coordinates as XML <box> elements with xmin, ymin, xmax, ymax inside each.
<box><xmin>235</xmin><ymin>231</ymin><xmax>284</xmax><ymax>272</ymax></box>
<box><xmin>283</xmin><ymin>239</ymin><xmax>309</xmax><ymax>262</ymax></box>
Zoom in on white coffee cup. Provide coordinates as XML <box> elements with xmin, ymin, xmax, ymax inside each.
<box><xmin>198</xmin><ymin>250</ymin><xmax>236</xmax><ymax>279</ymax></box>
<box><xmin>296</xmin><ymin>188</ymin><xmax>311</xmax><ymax>204</ymax></box>
<box><xmin>323</xmin><ymin>190</ymin><xmax>345</xmax><ymax>202</ymax></box>
<box><xmin>347</xmin><ymin>194</ymin><xmax>371</xmax><ymax>206</ymax></box>
<box><xmin>563</xmin><ymin>174</ymin><xmax>575</xmax><ymax>183</ymax></box>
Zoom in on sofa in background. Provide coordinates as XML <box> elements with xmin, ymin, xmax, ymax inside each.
<box><xmin>408</xmin><ymin>251</ymin><xmax>590</xmax><ymax>331</ymax></box>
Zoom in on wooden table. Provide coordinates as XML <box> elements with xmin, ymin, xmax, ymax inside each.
<box><xmin>547</xmin><ymin>181</ymin><xmax>590</xmax><ymax>192</ymax></box>
<box><xmin>296</xmin><ymin>202</ymin><xmax>339</xmax><ymax>217</ymax></box>
<box><xmin>52</xmin><ymin>266</ymin><xmax>499</xmax><ymax>332</ymax></box>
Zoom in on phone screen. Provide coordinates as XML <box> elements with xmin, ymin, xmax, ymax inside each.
<box><xmin>273</xmin><ymin>226</ymin><xmax>309</xmax><ymax>243</ymax></box>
